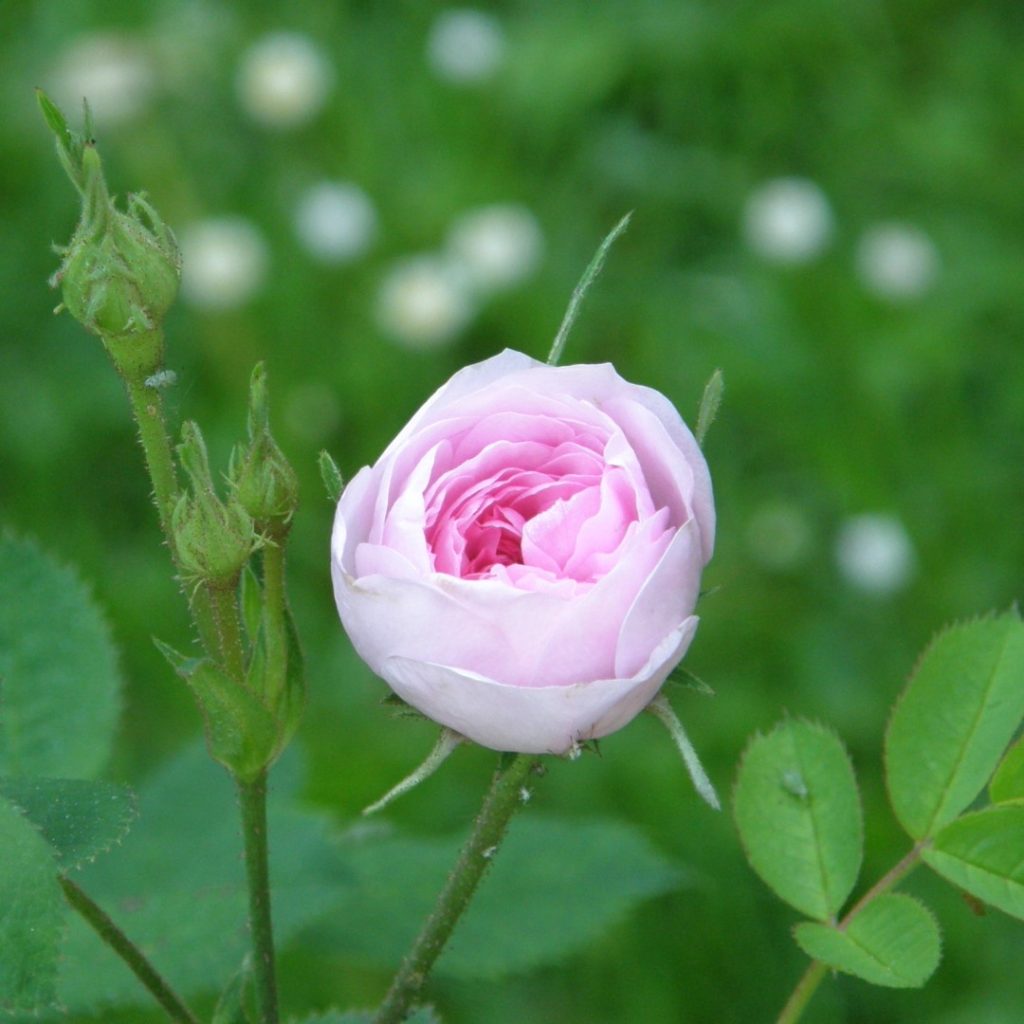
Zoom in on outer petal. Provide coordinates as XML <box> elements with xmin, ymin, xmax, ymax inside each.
<box><xmin>381</xmin><ymin>617</ymin><xmax>699</xmax><ymax>753</ymax></box>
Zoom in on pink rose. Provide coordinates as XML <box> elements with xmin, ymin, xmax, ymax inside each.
<box><xmin>331</xmin><ymin>350</ymin><xmax>714</xmax><ymax>754</ymax></box>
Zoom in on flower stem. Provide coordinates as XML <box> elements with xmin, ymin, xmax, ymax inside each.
<box><xmin>373</xmin><ymin>754</ymin><xmax>539</xmax><ymax>1024</ymax></box>
<box><xmin>59</xmin><ymin>876</ymin><xmax>200</xmax><ymax>1024</ymax></box>
<box><xmin>123</xmin><ymin>366</ymin><xmax>220</xmax><ymax>656</ymax></box>
<box><xmin>124</xmin><ymin>367</ymin><xmax>179</xmax><ymax>548</ymax></box>
<box><xmin>775</xmin><ymin>844</ymin><xmax>924</xmax><ymax>1024</ymax></box>
<box><xmin>237</xmin><ymin>771</ymin><xmax>278</xmax><ymax>1024</ymax></box>
<box><xmin>207</xmin><ymin>582</ymin><xmax>247</xmax><ymax>682</ymax></box>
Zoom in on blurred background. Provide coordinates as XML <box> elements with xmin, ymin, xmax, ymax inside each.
<box><xmin>3</xmin><ymin>1</ymin><xmax>1023</xmax><ymax>1021</ymax></box>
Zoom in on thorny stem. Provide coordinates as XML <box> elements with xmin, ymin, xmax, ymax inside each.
<box><xmin>59</xmin><ymin>876</ymin><xmax>200</xmax><ymax>1024</ymax></box>
<box><xmin>373</xmin><ymin>754</ymin><xmax>540</xmax><ymax>1024</ymax></box>
<box><xmin>775</xmin><ymin>844</ymin><xmax>925</xmax><ymax>1024</ymax></box>
<box><xmin>237</xmin><ymin>772</ymin><xmax>279</xmax><ymax>1024</ymax></box>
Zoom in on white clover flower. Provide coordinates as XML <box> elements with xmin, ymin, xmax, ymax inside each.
<box><xmin>446</xmin><ymin>204</ymin><xmax>543</xmax><ymax>292</ymax></box>
<box><xmin>743</xmin><ymin>177</ymin><xmax>834</xmax><ymax>265</ymax></box>
<box><xmin>294</xmin><ymin>182</ymin><xmax>377</xmax><ymax>264</ymax></box>
<box><xmin>179</xmin><ymin>218</ymin><xmax>269</xmax><ymax>310</ymax></box>
<box><xmin>236</xmin><ymin>32</ymin><xmax>332</xmax><ymax>128</ymax></box>
<box><xmin>746</xmin><ymin>500</ymin><xmax>813</xmax><ymax>571</ymax></box>
<box><xmin>835</xmin><ymin>514</ymin><xmax>915</xmax><ymax>594</ymax></box>
<box><xmin>52</xmin><ymin>33</ymin><xmax>155</xmax><ymax>126</ymax></box>
<box><xmin>856</xmin><ymin>223</ymin><xmax>938</xmax><ymax>301</ymax></box>
<box><xmin>427</xmin><ymin>9</ymin><xmax>505</xmax><ymax>83</ymax></box>
<box><xmin>376</xmin><ymin>255</ymin><xmax>475</xmax><ymax>349</ymax></box>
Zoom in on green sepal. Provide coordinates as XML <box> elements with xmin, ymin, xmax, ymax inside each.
<box><xmin>319</xmin><ymin>450</ymin><xmax>344</xmax><ymax>503</ymax></box>
<box><xmin>695</xmin><ymin>368</ymin><xmax>724</xmax><ymax>447</ymax></box>
<box><xmin>793</xmin><ymin>893</ymin><xmax>941</xmax><ymax>988</ymax></box>
<box><xmin>240</xmin><ymin>566</ymin><xmax>263</xmax><ymax>644</ymax></box>
<box><xmin>156</xmin><ymin>640</ymin><xmax>278</xmax><ymax>782</ymax></box>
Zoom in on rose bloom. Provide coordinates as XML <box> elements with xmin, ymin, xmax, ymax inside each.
<box><xmin>331</xmin><ymin>350</ymin><xmax>714</xmax><ymax>753</ymax></box>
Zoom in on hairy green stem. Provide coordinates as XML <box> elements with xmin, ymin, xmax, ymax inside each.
<box><xmin>123</xmin><ymin>365</ymin><xmax>220</xmax><ymax>656</ymax></box>
<box><xmin>776</xmin><ymin>844</ymin><xmax>924</xmax><ymax>1024</ymax></box>
<box><xmin>237</xmin><ymin>772</ymin><xmax>279</xmax><ymax>1024</ymax></box>
<box><xmin>373</xmin><ymin>754</ymin><xmax>539</xmax><ymax>1024</ymax></box>
<box><xmin>207</xmin><ymin>582</ymin><xmax>247</xmax><ymax>682</ymax></box>
<box><xmin>59</xmin><ymin>876</ymin><xmax>200</xmax><ymax>1024</ymax></box>
<box><xmin>124</xmin><ymin>366</ymin><xmax>178</xmax><ymax>544</ymax></box>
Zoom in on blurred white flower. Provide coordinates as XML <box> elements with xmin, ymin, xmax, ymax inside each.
<box><xmin>236</xmin><ymin>32</ymin><xmax>332</xmax><ymax>128</ymax></box>
<box><xmin>179</xmin><ymin>218</ymin><xmax>269</xmax><ymax>310</ymax></box>
<box><xmin>376</xmin><ymin>255</ymin><xmax>475</xmax><ymax>348</ymax></box>
<box><xmin>835</xmin><ymin>514</ymin><xmax>915</xmax><ymax>594</ymax></box>
<box><xmin>446</xmin><ymin>204</ymin><xmax>543</xmax><ymax>291</ymax></box>
<box><xmin>294</xmin><ymin>182</ymin><xmax>377</xmax><ymax>264</ymax></box>
<box><xmin>427</xmin><ymin>9</ymin><xmax>505</xmax><ymax>83</ymax></box>
<box><xmin>856</xmin><ymin>223</ymin><xmax>938</xmax><ymax>301</ymax></box>
<box><xmin>52</xmin><ymin>33</ymin><xmax>155</xmax><ymax>126</ymax></box>
<box><xmin>746</xmin><ymin>501</ymin><xmax>813</xmax><ymax>571</ymax></box>
<box><xmin>743</xmin><ymin>177</ymin><xmax>834</xmax><ymax>265</ymax></box>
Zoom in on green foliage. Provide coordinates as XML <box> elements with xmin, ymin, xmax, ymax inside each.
<box><xmin>793</xmin><ymin>894</ymin><xmax>941</xmax><ymax>988</ymax></box>
<box><xmin>733</xmin><ymin>719</ymin><xmax>861</xmax><ymax>921</ymax></box>
<box><xmin>52</xmin><ymin>743</ymin><xmax>343</xmax><ymax>1013</ymax></box>
<box><xmin>0</xmin><ymin>796</ymin><xmax>65</xmax><ymax>1012</ymax></box>
<box><xmin>0</xmin><ymin>534</ymin><xmax>121</xmax><ymax>778</ymax></box>
<box><xmin>989</xmin><ymin>737</ymin><xmax>1024</xmax><ymax>803</ymax></box>
<box><xmin>310</xmin><ymin>816</ymin><xmax>684</xmax><ymax>979</ymax></box>
<box><xmin>319</xmin><ymin>451</ymin><xmax>345</xmax><ymax>504</ymax></box>
<box><xmin>0</xmin><ymin>776</ymin><xmax>136</xmax><ymax>870</ymax></box>
<box><xmin>295</xmin><ymin>1010</ymin><xmax>439</xmax><ymax>1024</ymax></box>
<box><xmin>923</xmin><ymin>803</ymin><xmax>1024</xmax><ymax>921</ymax></box>
<box><xmin>885</xmin><ymin>612</ymin><xmax>1024</xmax><ymax>840</ymax></box>
<box><xmin>156</xmin><ymin>640</ymin><xmax>280</xmax><ymax>781</ymax></box>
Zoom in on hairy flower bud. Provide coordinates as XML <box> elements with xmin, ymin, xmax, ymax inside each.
<box><xmin>40</xmin><ymin>92</ymin><xmax>180</xmax><ymax>379</ymax></box>
<box><xmin>229</xmin><ymin>363</ymin><xmax>299</xmax><ymax>537</ymax></box>
<box><xmin>174</xmin><ymin>421</ymin><xmax>257</xmax><ymax>587</ymax></box>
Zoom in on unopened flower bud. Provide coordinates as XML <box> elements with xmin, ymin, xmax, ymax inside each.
<box><xmin>173</xmin><ymin>421</ymin><xmax>257</xmax><ymax>586</ymax></box>
<box><xmin>40</xmin><ymin>92</ymin><xmax>180</xmax><ymax>379</ymax></box>
<box><xmin>229</xmin><ymin>363</ymin><xmax>299</xmax><ymax>537</ymax></box>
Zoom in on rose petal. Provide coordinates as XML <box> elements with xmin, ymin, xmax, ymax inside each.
<box><xmin>380</xmin><ymin>617</ymin><xmax>699</xmax><ymax>753</ymax></box>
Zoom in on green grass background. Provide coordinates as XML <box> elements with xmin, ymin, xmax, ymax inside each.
<box><xmin>2</xmin><ymin>1</ymin><xmax>1023</xmax><ymax>1021</ymax></box>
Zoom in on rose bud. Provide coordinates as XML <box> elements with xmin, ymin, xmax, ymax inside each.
<box><xmin>331</xmin><ymin>349</ymin><xmax>714</xmax><ymax>754</ymax></box>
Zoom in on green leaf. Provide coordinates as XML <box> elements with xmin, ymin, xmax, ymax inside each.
<box><xmin>990</xmin><ymin>736</ymin><xmax>1024</xmax><ymax>804</ymax></box>
<box><xmin>53</xmin><ymin>743</ymin><xmax>346</xmax><ymax>1012</ymax></box>
<box><xmin>308</xmin><ymin>816</ymin><xmax>684</xmax><ymax>978</ymax></box>
<box><xmin>211</xmin><ymin>959</ymin><xmax>255</xmax><ymax>1024</ymax></box>
<box><xmin>922</xmin><ymin>802</ymin><xmax>1024</xmax><ymax>919</ymax></box>
<box><xmin>793</xmin><ymin>893</ymin><xmax>941</xmax><ymax>988</ymax></box>
<box><xmin>0</xmin><ymin>795</ymin><xmax>66</xmax><ymax>1012</ymax></box>
<box><xmin>885</xmin><ymin>612</ymin><xmax>1024</xmax><ymax>840</ymax></box>
<box><xmin>733</xmin><ymin>719</ymin><xmax>862</xmax><ymax>921</ymax></box>
<box><xmin>291</xmin><ymin>1010</ymin><xmax>439</xmax><ymax>1024</ymax></box>
<box><xmin>0</xmin><ymin>777</ymin><xmax>136</xmax><ymax>870</ymax></box>
<box><xmin>0</xmin><ymin>533</ymin><xmax>122</xmax><ymax>778</ymax></box>
<box><xmin>156</xmin><ymin>640</ymin><xmax>278</xmax><ymax>781</ymax></box>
